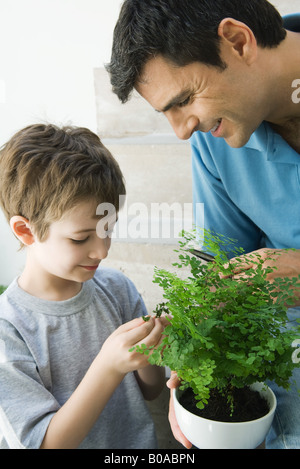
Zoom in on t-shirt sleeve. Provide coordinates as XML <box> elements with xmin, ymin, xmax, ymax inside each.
<box><xmin>94</xmin><ymin>268</ymin><xmax>148</xmax><ymax>323</ymax></box>
<box><xmin>113</xmin><ymin>270</ymin><xmax>148</xmax><ymax>322</ymax></box>
<box><xmin>0</xmin><ymin>319</ymin><xmax>59</xmax><ymax>448</ymax></box>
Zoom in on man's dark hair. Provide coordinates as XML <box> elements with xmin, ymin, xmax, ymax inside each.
<box><xmin>106</xmin><ymin>0</ymin><xmax>286</xmax><ymax>103</ymax></box>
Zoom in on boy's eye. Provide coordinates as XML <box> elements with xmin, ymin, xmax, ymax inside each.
<box><xmin>70</xmin><ymin>237</ymin><xmax>89</xmax><ymax>244</ymax></box>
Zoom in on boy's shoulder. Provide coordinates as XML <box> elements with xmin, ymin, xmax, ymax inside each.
<box><xmin>93</xmin><ymin>265</ymin><xmax>127</xmax><ymax>282</ymax></box>
<box><xmin>0</xmin><ymin>268</ymin><xmax>146</xmax><ymax>323</ymax></box>
<box><xmin>0</xmin><ymin>281</ymin><xmax>22</xmax><ymax>331</ymax></box>
<box><xmin>93</xmin><ymin>266</ymin><xmax>138</xmax><ymax>296</ymax></box>
<box><xmin>92</xmin><ymin>266</ymin><xmax>146</xmax><ymax>316</ymax></box>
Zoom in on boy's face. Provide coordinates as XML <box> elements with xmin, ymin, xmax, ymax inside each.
<box><xmin>30</xmin><ymin>199</ymin><xmax>113</xmax><ymax>285</ymax></box>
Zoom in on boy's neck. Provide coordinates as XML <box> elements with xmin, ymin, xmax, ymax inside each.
<box><xmin>18</xmin><ymin>265</ymin><xmax>82</xmax><ymax>301</ymax></box>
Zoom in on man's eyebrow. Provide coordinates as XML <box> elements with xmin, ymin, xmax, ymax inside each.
<box><xmin>156</xmin><ymin>89</ymin><xmax>191</xmax><ymax>113</ymax></box>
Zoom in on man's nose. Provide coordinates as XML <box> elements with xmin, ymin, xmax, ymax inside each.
<box><xmin>166</xmin><ymin>113</ymin><xmax>199</xmax><ymax>140</ymax></box>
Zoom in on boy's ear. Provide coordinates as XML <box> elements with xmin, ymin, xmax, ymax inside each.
<box><xmin>10</xmin><ymin>216</ymin><xmax>35</xmax><ymax>246</ymax></box>
<box><xmin>218</xmin><ymin>18</ymin><xmax>258</xmax><ymax>65</ymax></box>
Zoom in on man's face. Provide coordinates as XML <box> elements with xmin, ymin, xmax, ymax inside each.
<box><xmin>135</xmin><ymin>53</ymin><xmax>267</xmax><ymax>148</ymax></box>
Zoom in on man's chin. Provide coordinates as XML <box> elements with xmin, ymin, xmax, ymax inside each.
<box><xmin>224</xmin><ymin>133</ymin><xmax>252</xmax><ymax>149</ymax></box>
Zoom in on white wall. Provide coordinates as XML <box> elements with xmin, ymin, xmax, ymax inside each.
<box><xmin>0</xmin><ymin>0</ymin><xmax>122</xmax><ymax>143</ymax></box>
<box><xmin>0</xmin><ymin>0</ymin><xmax>299</xmax><ymax>286</ymax></box>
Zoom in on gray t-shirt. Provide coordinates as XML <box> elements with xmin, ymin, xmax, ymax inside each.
<box><xmin>0</xmin><ymin>267</ymin><xmax>157</xmax><ymax>449</ymax></box>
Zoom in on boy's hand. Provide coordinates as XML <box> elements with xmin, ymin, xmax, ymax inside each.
<box><xmin>40</xmin><ymin>316</ymin><xmax>166</xmax><ymax>449</ymax></box>
<box><xmin>98</xmin><ymin>316</ymin><xmax>166</xmax><ymax>375</ymax></box>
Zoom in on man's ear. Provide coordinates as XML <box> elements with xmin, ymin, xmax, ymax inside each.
<box><xmin>10</xmin><ymin>216</ymin><xmax>35</xmax><ymax>246</ymax></box>
<box><xmin>218</xmin><ymin>18</ymin><xmax>258</xmax><ymax>65</ymax></box>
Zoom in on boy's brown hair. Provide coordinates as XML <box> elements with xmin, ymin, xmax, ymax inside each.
<box><xmin>0</xmin><ymin>124</ymin><xmax>125</xmax><ymax>243</ymax></box>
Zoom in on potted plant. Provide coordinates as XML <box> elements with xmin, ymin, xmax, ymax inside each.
<box><xmin>134</xmin><ymin>230</ymin><xmax>300</xmax><ymax>449</ymax></box>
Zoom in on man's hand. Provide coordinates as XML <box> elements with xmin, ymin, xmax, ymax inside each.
<box><xmin>166</xmin><ymin>372</ymin><xmax>192</xmax><ymax>449</ymax></box>
<box><xmin>224</xmin><ymin>248</ymin><xmax>300</xmax><ymax>306</ymax></box>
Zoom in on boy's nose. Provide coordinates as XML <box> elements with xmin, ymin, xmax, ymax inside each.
<box><xmin>89</xmin><ymin>239</ymin><xmax>110</xmax><ymax>260</ymax></box>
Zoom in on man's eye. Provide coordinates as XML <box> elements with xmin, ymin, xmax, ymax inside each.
<box><xmin>70</xmin><ymin>237</ymin><xmax>89</xmax><ymax>244</ymax></box>
<box><xmin>178</xmin><ymin>97</ymin><xmax>191</xmax><ymax>108</ymax></box>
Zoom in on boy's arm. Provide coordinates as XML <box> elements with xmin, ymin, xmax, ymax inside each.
<box><xmin>40</xmin><ymin>316</ymin><xmax>164</xmax><ymax>449</ymax></box>
<box><xmin>135</xmin><ymin>365</ymin><xmax>165</xmax><ymax>401</ymax></box>
<box><xmin>40</xmin><ymin>358</ymin><xmax>124</xmax><ymax>449</ymax></box>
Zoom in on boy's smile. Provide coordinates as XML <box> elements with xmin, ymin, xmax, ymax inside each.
<box><xmin>80</xmin><ymin>265</ymin><xmax>100</xmax><ymax>271</ymax></box>
<box><xmin>17</xmin><ymin>199</ymin><xmax>113</xmax><ymax>301</ymax></box>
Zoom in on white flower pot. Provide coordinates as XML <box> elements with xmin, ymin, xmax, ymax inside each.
<box><xmin>173</xmin><ymin>382</ymin><xmax>277</xmax><ymax>449</ymax></box>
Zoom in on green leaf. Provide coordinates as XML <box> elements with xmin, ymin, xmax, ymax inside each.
<box><xmin>131</xmin><ymin>229</ymin><xmax>300</xmax><ymax>411</ymax></box>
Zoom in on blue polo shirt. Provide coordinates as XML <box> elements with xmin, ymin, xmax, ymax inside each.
<box><xmin>191</xmin><ymin>14</ymin><xmax>300</xmax><ymax>257</ymax></box>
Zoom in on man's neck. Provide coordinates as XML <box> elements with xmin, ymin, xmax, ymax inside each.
<box><xmin>264</xmin><ymin>31</ymin><xmax>300</xmax><ymax>151</ymax></box>
<box><xmin>270</xmin><ymin>118</ymin><xmax>300</xmax><ymax>153</ymax></box>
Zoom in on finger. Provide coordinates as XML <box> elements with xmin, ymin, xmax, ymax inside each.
<box><xmin>166</xmin><ymin>371</ymin><xmax>181</xmax><ymax>389</ymax></box>
<box><xmin>114</xmin><ymin>316</ymin><xmax>147</xmax><ymax>334</ymax></box>
<box><xmin>222</xmin><ymin>259</ymin><xmax>254</xmax><ymax>276</ymax></box>
<box><xmin>135</xmin><ymin>318</ymin><xmax>165</xmax><ymax>348</ymax></box>
<box><xmin>157</xmin><ymin>315</ymin><xmax>172</xmax><ymax>328</ymax></box>
<box><xmin>114</xmin><ymin>317</ymin><xmax>156</xmax><ymax>345</ymax></box>
<box><xmin>169</xmin><ymin>391</ymin><xmax>192</xmax><ymax>449</ymax></box>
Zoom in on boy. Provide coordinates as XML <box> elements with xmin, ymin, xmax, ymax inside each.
<box><xmin>0</xmin><ymin>124</ymin><xmax>166</xmax><ymax>449</ymax></box>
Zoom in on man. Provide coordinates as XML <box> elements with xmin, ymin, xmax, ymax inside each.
<box><xmin>107</xmin><ymin>0</ymin><xmax>300</xmax><ymax>449</ymax></box>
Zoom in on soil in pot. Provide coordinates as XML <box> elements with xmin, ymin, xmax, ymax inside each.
<box><xmin>179</xmin><ymin>386</ymin><xmax>270</xmax><ymax>423</ymax></box>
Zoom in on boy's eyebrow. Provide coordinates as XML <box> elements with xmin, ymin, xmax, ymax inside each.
<box><xmin>72</xmin><ymin>228</ymin><xmax>96</xmax><ymax>234</ymax></box>
<box><xmin>156</xmin><ymin>89</ymin><xmax>191</xmax><ymax>113</ymax></box>
<box><xmin>72</xmin><ymin>216</ymin><xmax>118</xmax><ymax>234</ymax></box>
